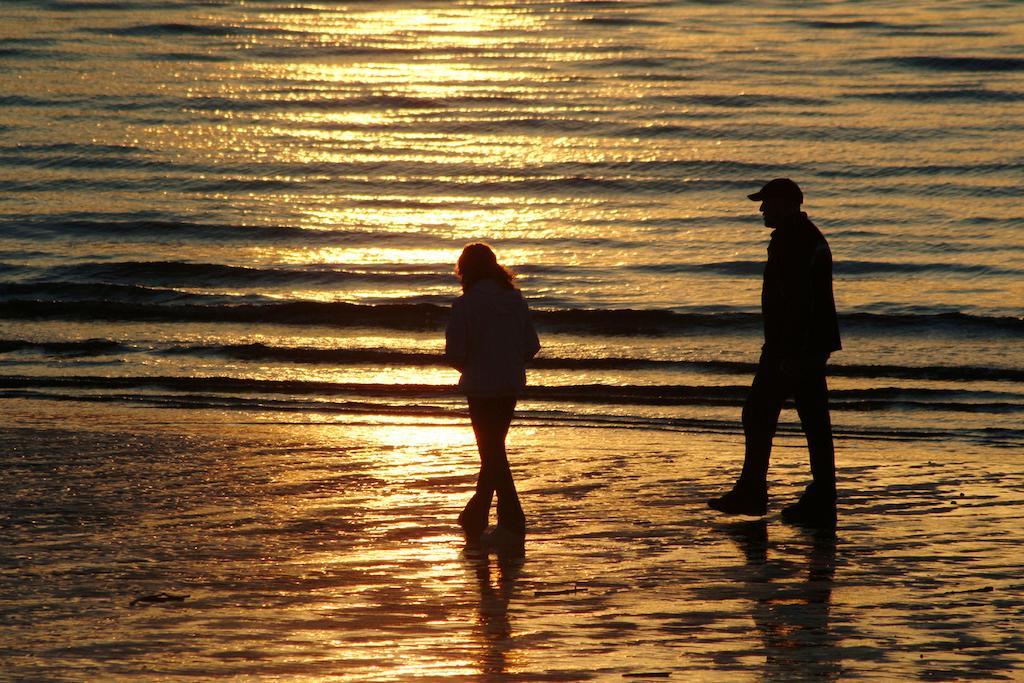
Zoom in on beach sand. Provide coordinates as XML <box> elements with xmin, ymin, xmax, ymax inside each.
<box><xmin>2</xmin><ymin>398</ymin><xmax>1023</xmax><ymax>681</ymax></box>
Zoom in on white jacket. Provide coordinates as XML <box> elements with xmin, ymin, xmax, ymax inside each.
<box><xmin>444</xmin><ymin>279</ymin><xmax>541</xmax><ymax>397</ymax></box>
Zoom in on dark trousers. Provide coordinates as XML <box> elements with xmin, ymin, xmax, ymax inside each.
<box><xmin>462</xmin><ymin>396</ymin><xmax>525</xmax><ymax>535</ymax></box>
<box><xmin>739</xmin><ymin>351</ymin><xmax>836</xmax><ymax>499</ymax></box>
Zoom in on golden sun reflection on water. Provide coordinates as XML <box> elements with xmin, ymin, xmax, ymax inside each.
<box><xmin>246</xmin><ymin>416</ymin><xmax>496</xmax><ymax>678</ymax></box>
<box><xmin>248</xmin><ymin>61</ymin><xmax>549</xmax><ymax>93</ymax></box>
<box><xmin>343</xmin><ymin>421</ymin><xmax>507</xmax><ymax>679</ymax></box>
<box><xmin>279</xmin><ymin>246</ymin><xmax>459</xmax><ymax>266</ymax></box>
<box><xmin>300</xmin><ymin>200</ymin><xmax>556</xmax><ymax>239</ymax></box>
<box><xmin>268</xmin><ymin>245</ymin><xmax>541</xmax><ymax>275</ymax></box>
<box><xmin>134</xmin><ymin>1</ymin><xmax>628</xmax><ymax>244</ymax></box>
<box><xmin>367</xmin><ymin>420</ymin><xmax>473</xmax><ymax>454</ymax></box>
<box><xmin>253</xmin><ymin>5</ymin><xmax>546</xmax><ymax>39</ymax></box>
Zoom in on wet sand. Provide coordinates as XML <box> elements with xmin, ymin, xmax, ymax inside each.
<box><xmin>2</xmin><ymin>399</ymin><xmax>1023</xmax><ymax>680</ymax></box>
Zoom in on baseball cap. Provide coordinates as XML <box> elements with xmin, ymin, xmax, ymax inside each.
<box><xmin>747</xmin><ymin>178</ymin><xmax>803</xmax><ymax>205</ymax></box>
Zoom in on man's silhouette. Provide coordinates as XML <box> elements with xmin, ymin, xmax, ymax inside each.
<box><xmin>708</xmin><ymin>179</ymin><xmax>841</xmax><ymax>528</ymax></box>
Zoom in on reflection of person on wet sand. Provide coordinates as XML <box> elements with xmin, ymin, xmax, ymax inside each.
<box><xmin>725</xmin><ymin>522</ymin><xmax>840</xmax><ymax>680</ymax></box>
<box><xmin>463</xmin><ymin>548</ymin><xmax>524</xmax><ymax>676</ymax></box>
<box><xmin>446</xmin><ymin>243</ymin><xmax>540</xmax><ymax>548</ymax></box>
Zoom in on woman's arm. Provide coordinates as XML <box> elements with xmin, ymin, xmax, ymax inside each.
<box><xmin>523</xmin><ymin>300</ymin><xmax>540</xmax><ymax>361</ymax></box>
<box><xmin>444</xmin><ymin>298</ymin><xmax>468</xmax><ymax>371</ymax></box>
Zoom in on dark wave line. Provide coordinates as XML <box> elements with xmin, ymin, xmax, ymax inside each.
<box><xmin>0</xmin><ymin>173</ymin><xmax>760</xmax><ymax>197</ymax></box>
<box><xmin>93</xmin><ymin>20</ymin><xmax>571</xmax><ymax>42</ymax></box>
<box><xmin>0</xmin><ymin>48</ymin><xmax>70</xmax><ymax>60</ymax></box>
<box><xmin>876</xmin><ymin>56</ymin><xmax>1024</xmax><ymax>73</ymax></box>
<box><xmin>831</xmin><ymin>363</ymin><xmax>1024</xmax><ymax>383</ymax></box>
<box><xmin>0</xmin><ymin>374</ymin><xmax>1006</xmax><ymax>402</ymax></box>
<box><xmin>157</xmin><ymin>343</ymin><xmax>759</xmax><ymax>374</ymax></box>
<box><xmin>879</xmin><ymin>29</ymin><xmax>999</xmax><ymax>39</ymax></box>
<box><xmin>163</xmin><ymin>343</ymin><xmax>442</xmax><ymax>366</ymax></box>
<box><xmin>0</xmin><ymin>92</ymin><xmax>536</xmax><ymax>114</ymax></box>
<box><xmin>41</xmin><ymin>261</ymin><xmax>449</xmax><ymax>287</ymax></box>
<box><xmin>0</xmin><ymin>299</ymin><xmax>1020</xmax><ymax>335</ymax></box>
<box><xmin>243</xmin><ymin>45</ymin><xmax>516</xmax><ymax>59</ymax></box>
<box><xmin>788</xmin><ymin>19</ymin><xmax>999</xmax><ymax>39</ymax></box>
<box><xmin>0</xmin><ymin>177</ymin><xmax>299</xmax><ymax>194</ymax></box>
<box><xmin>2</xmin><ymin>217</ymin><xmax>436</xmax><ymax>244</ymax></box>
<box><xmin>163</xmin><ymin>344</ymin><xmax>1024</xmax><ymax>382</ymax></box>
<box><xmin>634</xmin><ymin>260</ymin><xmax>1021</xmax><ymax>277</ymax></box>
<box><xmin>644</xmin><ymin>93</ymin><xmax>830</xmax><ymax>108</ymax></box>
<box><xmin>579</xmin><ymin>56</ymin><xmax>699</xmax><ymax>70</ymax></box>
<box><xmin>0</xmin><ymin>142</ymin><xmax>144</xmax><ymax>155</ymax></box>
<box><xmin>0</xmin><ymin>38</ymin><xmax>56</xmax><ymax>47</ymax></box>
<box><xmin>25</xmin><ymin>257</ymin><xmax>1017</xmax><ymax>288</ymax></box>
<box><xmin>0</xmin><ymin>339</ymin><xmax>126</xmax><ymax>356</ymax></box>
<box><xmin>841</xmin><ymin>259</ymin><xmax>1022</xmax><ymax>276</ymax></box>
<box><xmin>577</xmin><ymin>15</ymin><xmax>669</xmax><ymax>27</ymax></box>
<box><xmin>92</xmin><ymin>22</ymin><xmax>245</xmax><ymax>37</ymax></box>
<box><xmin>3</xmin><ymin>339</ymin><xmax>1021</xmax><ymax>383</ymax></box>
<box><xmin>43</xmin><ymin>0</ymin><xmax>154</xmax><ymax>10</ymax></box>
<box><xmin>0</xmin><ymin>153</ymin><xmax>193</xmax><ymax>172</ymax></box>
<box><xmin>379</xmin><ymin>116</ymin><xmax>616</xmax><ymax>135</ymax></box>
<box><xmin>793</xmin><ymin>20</ymin><xmax>891</xmax><ymax>30</ymax></box>
<box><xmin>165</xmin><ymin>344</ymin><xmax>1024</xmax><ymax>383</ymax></box>
<box><xmin>853</xmin><ymin>88</ymin><xmax>1024</xmax><ymax>103</ymax></box>
<box><xmin>0</xmin><ymin>282</ymin><xmax>246</xmax><ymax>305</ymax></box>
<box><xmin>2</xmin><ymin>147</ymin><xmax>1020</xmax><ymax>184</ymax></box>
<box><xmin>1</xmin><ymin>216</ymin><xmax>645</xmax><ymax>250</ymax></box>
<box><xmin>613</xmin><ymin>122</ymin><xmax>943</xmax><ymax>144</ymax></box>
<box><xmin>0</xmin><ymin>375</ymin><xmax>1017</xmax><ymax>413</ymax></box>
<box><xmin>184</xmin><ymin>94</ymin><xmax>533</xmax><ymax>112</ymax></box>
<box><xmin>144</xmin><ymin>51</ymin><xmax>234</xmax><ymax>63</ymax></box>
<box><xmin>0</xmin><ymin>299</ymin><xmax>452</xmax><ymax>329</ymax></box>
<box><xmin>818</xmin><ymin>161</ymin><xmax>1024</xmax><ymax>179</ymax></box>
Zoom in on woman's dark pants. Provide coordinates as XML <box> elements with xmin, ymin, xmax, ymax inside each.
<box><xmin>739</xmin><ymin>351</ymin><xmax>836</xmax><ymax>500</ymax></box>
<box><xmin>461</xmin><ymin>396</ymin><xmax>525</xmax><ymax>536</ymax></box>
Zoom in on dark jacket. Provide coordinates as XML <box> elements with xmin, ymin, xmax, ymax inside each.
<box><xmin>761</xmin><ymin>212</ymin><xmax>841</xmax><ymax>357</ymax></box>
<box><xmin>445</xmin><ymin>279</ymin><xmax>541</xmax><ymax>397</ymax></box>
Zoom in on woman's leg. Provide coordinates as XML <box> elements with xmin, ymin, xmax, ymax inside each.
<box><xmin>460</xmin><ymin>397</ymin><xmax>501</xmax><ymax>536</ymax></box>
<box><xmin>467</xmin><ymin>396</ymin><xmax>525</xmax><ymax>536</ymax></box>
<box><xmin>459</xmin><ymin>398</ymin><xmax>494</xmax><ymax>536</ymax></box>
<box><xmin>489</xmin><ymin>397</ymin><xmax>525</xmax><ymax>536</ymax></box>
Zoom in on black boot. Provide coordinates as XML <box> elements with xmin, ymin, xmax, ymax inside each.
<box><xmin>708</xmin><ymin>482</ymin><xmax>768</xmax><ymax>516</ymax></box>
<box><xmin>781</xmin><ymin>483</ymin><xmax>837</xmax><ymax>529</ymax></box>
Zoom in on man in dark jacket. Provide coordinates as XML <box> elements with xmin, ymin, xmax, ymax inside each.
<box><xmin>708</xmin><ymin>178</ymin><xmax>842</xmax><ymax>528</ymax></box>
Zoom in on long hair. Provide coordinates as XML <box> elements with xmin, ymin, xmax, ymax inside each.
<box><xmin>456</xmin><ymin>242</ymin><xmax>516</xmax><ymax>291</ymax></box>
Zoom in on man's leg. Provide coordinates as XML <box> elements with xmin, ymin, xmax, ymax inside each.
<box><xmin>793</xmin><ymin>355</ymin><xmax>837</xmax><ymax>500</ymax></box>
<box><xmin>709</xmin><ymin>352</ymin><xmax>785</xmax><ymax>515</ymax></box>
<box><xmin>739</xmin><ymin>353</ymin><xmax>787</xmax><ymax>489</ymax></box>
<box><xmin>783</xmin><ymin>354</ymin><xmax>837</xmax><ymax>527</ymax></box>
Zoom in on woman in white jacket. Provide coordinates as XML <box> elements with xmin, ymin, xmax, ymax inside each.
<box><xmin>445</xmin><ymin>243</ymin><xmax>540</xmax><ymax>545</ymax></box>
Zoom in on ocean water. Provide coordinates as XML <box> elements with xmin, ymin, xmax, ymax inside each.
<box><xmin>1</xmin><ymin>0</ymin><xmax>1022</xmax><ymax>448</ymax></box>
<box><xmin>1</xmin><ymin>0</ymin><xmax>1024</xmax><ymax>679</ymax></box>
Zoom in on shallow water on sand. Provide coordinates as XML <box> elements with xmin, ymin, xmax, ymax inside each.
<box><xmin>2</xmin><ymin>401</ymin><xmax>1022</xmax><ymax>680</ymax></box>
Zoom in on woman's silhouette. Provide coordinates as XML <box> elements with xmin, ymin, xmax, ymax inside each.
<box><xmin>445</xmin><ymin>243</ymin><xmax>540</xmax><ymax>547</ymax></box>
